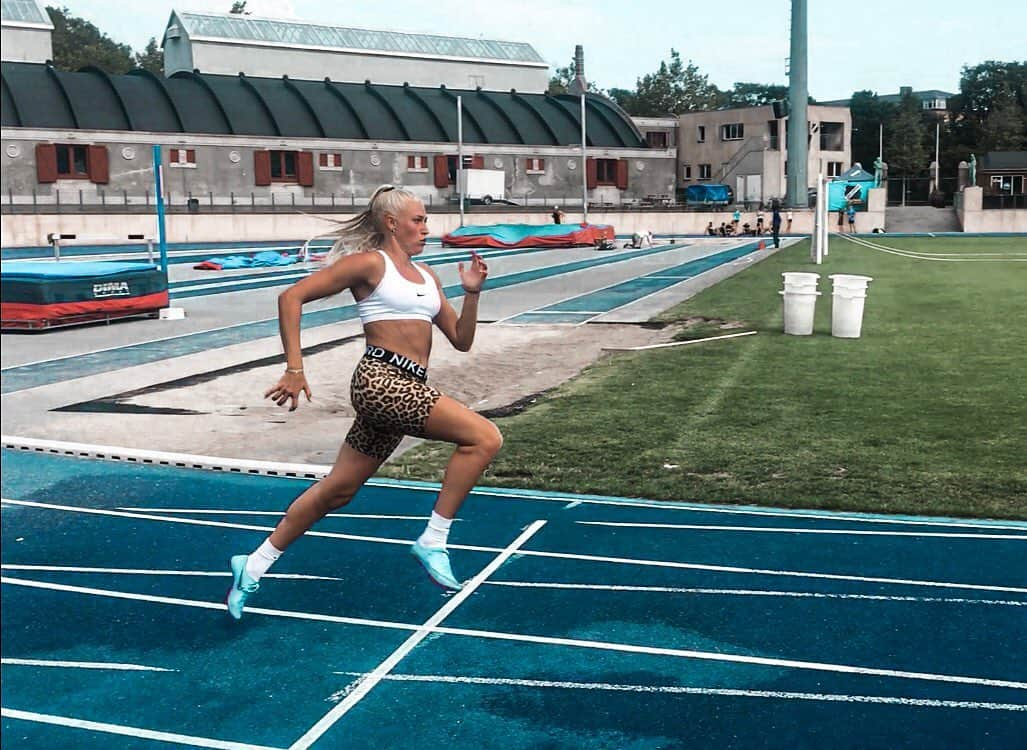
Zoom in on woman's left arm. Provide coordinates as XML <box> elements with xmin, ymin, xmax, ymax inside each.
<box><xmin>424</xmin><ymin>251</ymin><xmax>488</xmax><ymax>352</ymax></box>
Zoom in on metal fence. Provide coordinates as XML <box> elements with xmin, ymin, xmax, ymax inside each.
<box><xmin>2</xmin><ymin>187</ymin><xmax>786</xmax><ymax>215</ymax></box>
<box><xmin>981</xmin><ymin>193</ymin><xmax>1027</xmax><ymax>210</ymax></box>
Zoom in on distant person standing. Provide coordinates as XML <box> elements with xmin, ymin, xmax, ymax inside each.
<box><xmin>551</xmin><ymin>205</ymin><xmax>565</xmax><ymax>224</ymax></box>
<box><xmin>837</xmin><ymin>207</ymin><xmax>845</xmax><ymax>233</ymax></box>
<box><xmin>706</xmin><ymin>221</ymin><xmax>716</xmax><ymax>236</ymax></box>
<box><xmin>732</xmin><ymin>208</ymin><xmax>741</xmax><ymax>229</ymax></box>
<box><xmin>756</xmin><ymin>209</ymin><xmax>765</xmax><ymax>235</ymax></box>
<box><xmin>786</xmin><ymin>209</ymin><xmax>793</xmax><ymax>233</ymax></box>
<box><xmin>846</xmin><ymin>204</ymin><xmax>857</xmax><ymax>233</ymax></box>
<box><xmin>771</xmin><ymin>207</ymin><xmax>782</xmax><ymax>248</ymax></box>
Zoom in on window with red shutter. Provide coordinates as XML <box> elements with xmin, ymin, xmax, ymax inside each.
<box><xmin>36</xmin><ymin>144</ymin><xmax>58</xmax><ymax>183</ymax></box>
<box><xmin>186</xmin><ymin>149</ymin><xmax>196</xmax><ymax>164</ymax></box>
<box><xmin>586</xmin><ymin>158</ymin><xmax>598</xmax><ymax>189</ymax></box>
<box><xmin>319</xmin><ymin>153</ymin><xmax>328</xmax><ymax>167</ymax></box>
<box><xmin>51</xmin><ymin>144</ymin><xmax>89</xmax><ymax>179</ymax></box>
<box><xmin>471</xmin><ymin>155</ymin><xmax>484</xmax><ymax>169</ymax></box>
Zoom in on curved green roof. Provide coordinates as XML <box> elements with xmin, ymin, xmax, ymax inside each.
<box><xmin>1</xmin><ymin>62</ymin><xmax>645</xmax><ymax>148</ymax></box>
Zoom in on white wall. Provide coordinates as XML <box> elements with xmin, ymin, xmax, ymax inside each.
<box><xmin>2</xmin><ymin>209</ymin><xmax>893</xmax><ymax>248</ymax></box>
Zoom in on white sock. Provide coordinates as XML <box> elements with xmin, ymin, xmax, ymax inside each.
<box><xmin>245</xmin><ymin>538</ymin><xmax>283</xmax><ymax>581</ymax></box>
<box><xmin>417</xmin><ymin>511</ymin><xmax>453</xmax><ymax>549</ymax></box>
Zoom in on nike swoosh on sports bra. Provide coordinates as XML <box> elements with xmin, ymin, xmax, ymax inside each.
<box><xmin>356</xmin><ymin>249</ymin><xmax>442</xmax><ymax>325</ymax></box>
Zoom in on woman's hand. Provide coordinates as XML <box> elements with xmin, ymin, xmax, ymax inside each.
<box><xmin>264</xmin><ymin>371</ymin><xmax>312</xmax><ymax>412</ymax></box>
<box><xmin>458</xmin><ymin>250</ymin><xmax>488</xmax><ymax>293</ymax></box>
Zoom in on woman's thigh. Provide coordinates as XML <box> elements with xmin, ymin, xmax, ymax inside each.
<box><xmin>422</xmin><ymin>395</ymin><xmax>501</xmax><ymax>447</ymax></box>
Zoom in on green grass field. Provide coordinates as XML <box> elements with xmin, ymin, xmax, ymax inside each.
<box><xmin>380</xmin><ymin>236</ymin><xmax>1027</xmax><ymax>520</ymax></box>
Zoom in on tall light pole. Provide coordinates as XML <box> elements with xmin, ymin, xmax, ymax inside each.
<box><xmin>785</xmin><ymin>0</ymin><xmax>808</xmax><ymax>208</ymax></box>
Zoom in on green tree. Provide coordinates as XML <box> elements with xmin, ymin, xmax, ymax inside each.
<box><xmin>547</xmin><ymin>58</ymin><xmax>603</xmax><ymax>95</ymax></box>
<box><xmin>625</xmin><ymin>50</ymin><xmax>721</xmax><ymax>116</ymax></box>
<box><xmin>950</xmin><ymin>60</ymin><xmax>1027</xmax><ymax>159</ymax></box>
<box><xmin>606</xmin><ymin>87</ymin><xmax>637</xmax><ymax>113</ymax></box>
<box><xmin>46</xmin><ymin>5</ymin><xmax>134</xmax><ymax>73</ymax></box>
<box><xmin>979</xmin><ymin>85</ymin><xmax>1027</xmax><ymax>152</ymax></box>
<box><xmin>230</xmin><ymin>1</ymin><xmax>250</xmax><ymax>13</ymax></box>
<box><xmin>848</xmin><ymin>90</ymin><xmax>897</xmax><ymax>169</ymax></box>
<box><xmin>134</xmin><ymin>37</ymin><xmax>163</xmax><ymax>75</ymax></box>
<box><xmin>886</xmin><ymin>94</ymin><xmax>929</xmax><ymax>175</ymax></box>
<box><xmin>726</xmin><ymin>82</ymin><xmax>788</xmax><ymax>107</ymax></box>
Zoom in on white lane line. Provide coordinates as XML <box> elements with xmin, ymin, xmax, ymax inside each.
<box><xmin>0</xmin><ymin>499</ymin><xmax>494</xmax><ymax>553</ymax></box>
<box><xmin>116</xmin><ymin>508</ymin><xmax>446</xmax><ymax>521</ymax></box>
<box><xmin>842</xmin><ymin>235</ymin><xmax>1027</xmax><ymax>263</ymax></box>
<box><xmin>5</xmin><ymin>436</ymin><xmax>1024</xmax><ymax>532</ymax></box>
<box><xmin>0</xmin><ymin>565</ymin><xmax>342</xmax><ymax>580</ymax></box>
<box><xmin>482</xmin><ymin>581</ymin><xmax>1027</xmax><ymax>606</ymax></box>
<box><xmin>0</xmin><ymin>576</ymin><xmax>418</xmax><ymax>632</ymax></box>
<box><xmin>287</xmin><ymin>520</ymin><xmax>547</xmax><ymax>750</ymax></box>
<box><xmin>515</xmin><ymin>548</ymin><xmax>1027</xmax><ymax>594</ymax></box>
<box><xmin>603</xmin><ymin>331</ymin><xmax>758</xmax><ymax>352</ymax></box>
<box><xmin>1</xmin><ymin>659</ymin><xmax>175</xmax><ymax>672</ymax></box>
<box><xmin>576</xmin><ymin>521</ymin><xmax>1027</xmax><ymax>540</ymax></box>
<box><xmin>377</xmin><ymin>486</ymin><xmax>1027</xmax><ymax>531</ymax></box>
<box><xmin>5</xmin><ymin>498</ymin><xmax>1024</xmax><ymax>594</ymax></box>
<box><xmin>5</xmin><ymin>575</ymin><xmax>1025</xmax><ymax>691</ymax></box>
<box><xmin>331</xmin><ymin>672</ymin><xmax>1027</xmax><ymax>711</ymax></box>
<box><xmin>0</xmin><ymin>708</ymin><xmax>284</xmax><ymax>750</ymax></box>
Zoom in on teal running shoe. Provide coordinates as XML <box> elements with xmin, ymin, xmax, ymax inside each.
<box><xmin>226</xmin><ymin>554</ymin><xmax>259</xmax><ymax>620</ymax></box>
<box><xmin>410</xmin><ymin>542</ymin><xmax>463</xmax><ymax>591</ymax></box>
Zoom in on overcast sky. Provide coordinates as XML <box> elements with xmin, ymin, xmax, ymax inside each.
<box><xmin>62</xmin><ymin>0</ymin><xmax>1027</xmax><ymax>100</ymax></box>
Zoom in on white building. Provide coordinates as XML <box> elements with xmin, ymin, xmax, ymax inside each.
<box><xmin>162</xmin><ymin>10</ymin><xmax>550</xmax><ymax>93</ymax></box>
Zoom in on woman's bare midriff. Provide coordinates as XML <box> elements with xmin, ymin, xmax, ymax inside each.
<box><xmin>363</xmin><ymin>319</ymin><xmax>433</xmax><ymax>368</ymax></box>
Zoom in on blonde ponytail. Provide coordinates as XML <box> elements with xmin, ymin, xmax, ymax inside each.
<box><xmin>324</xmin><ymin>185</ymin><xmax>418</xmax><ymax>264</ymax></box>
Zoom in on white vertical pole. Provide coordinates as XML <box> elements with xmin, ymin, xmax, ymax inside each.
<box><xmin>581</xmin><ymin>93</ymin><xmax>588</xmax><ymax>224</ymax></box>
<box><xmin>821</xmin><ymin>172</ymin><xmax>829</xmax><ymax>257</ymax></box>
<box><xmin>457</xmin><ymin>95</ymin><xmax>464</xmax><ymax>228</ymax></box>
<box><xmin>878</xmin><ymin>122</ymin><xmax>883</xmax><ymax>161</ymax></box>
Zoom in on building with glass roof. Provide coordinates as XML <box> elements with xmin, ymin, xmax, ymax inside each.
<box><xmin>163</xmin><ymin>10</ymin><xmax>550</xmax><ymax>93</ymax></box>
<box><xmin>0</xmin><ymin>0</ymin><xmax>53</xmax><ymax>64</ymax></box>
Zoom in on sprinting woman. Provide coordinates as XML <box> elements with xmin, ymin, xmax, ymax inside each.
<box><xmin>226</xmin><ymin>185</ymin><xmax>499</xmax><ymax>619</ymax></box>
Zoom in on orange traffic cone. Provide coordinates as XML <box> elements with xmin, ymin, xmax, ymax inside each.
<box><xmin>757</xmin><ymin>240</ymin><xmax>765</xmax><ymax>251</ymax></box>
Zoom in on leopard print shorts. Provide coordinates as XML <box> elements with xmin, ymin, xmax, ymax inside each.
<box><xmin>344</xmin><ymin>356</ymin><xmax>443</xmax><ymax>460</ymax></box>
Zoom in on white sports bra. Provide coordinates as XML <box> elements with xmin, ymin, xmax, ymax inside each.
<box><xmin>356</xmin><ymin>249</ymin><xmax>441</xmax><ymax>325</ymax></box>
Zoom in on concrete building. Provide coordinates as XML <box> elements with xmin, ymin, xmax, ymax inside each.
<box><xmin>676</xmin><ymin>104</ymin><xmax>852</xmax><ymax>206</ymax></box>
<box><xmin>0</xmin><ymin>0</ymin><xmax>52</xmax><ymax>64</ymax></box>
<box><xmin>0</xmin><ymin>60</ymin><xmax>674</xmax><ymax>209</ymax></box>
<box><xmin>161</xmin><ymin>10</ymin><xmax>550</xmax><ymax>93</ymax></box>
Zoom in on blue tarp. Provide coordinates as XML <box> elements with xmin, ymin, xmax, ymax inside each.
<box><xmin>828</xmin><ymin>180</ymin><xmax>871</xmax><ymax>211</ymax></box>
<box><xmin>197</xmin><ymin>251</ymin><xmax>299</xmax><ymax>269</ymax></box>
<box><xmin>684</xmin><ymin>184</ymin><xmax>731</xmax><ymax>205</ymax></box>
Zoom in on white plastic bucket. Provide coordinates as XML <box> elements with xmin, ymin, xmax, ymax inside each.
<box><xmin>828</xmin><ymin>274</ymin><xmax>873</xmax><ymax>338</ymax></box>
<box><xmin>828</xmin><ymin>274</ymin><xmax>873</xmax><ymax>292</ymax></box>
<box><xmin>780</xmin><ymin>290</ymin><xmax>820</xmax><ymax>335</ymax></box>
<box><xmin>831</xmin><ymin>293</ymin><xmax>867</xmax><ymax>338</ymax></box>
<box><xmin>782</xmin><ymin>272</ymin><xmax>820</xmax><ymax>293</ymax></box>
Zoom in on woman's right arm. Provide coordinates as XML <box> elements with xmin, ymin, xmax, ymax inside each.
<box><xmin>266</xmin><ymin>253</ymin><xmax>375</xmax><ymax>410</ymax></box>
